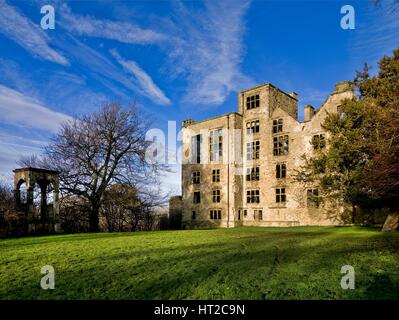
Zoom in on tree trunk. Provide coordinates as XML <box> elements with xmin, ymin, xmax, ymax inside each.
<box><xmin>382</xmin><ymin>212</ymin><xmax>399</xmax><ymax>232</ymax></box>
<box><xmin>89</xmin><ymin>204</ymin><xmax>100</xmax><ymax>233</ymax></box>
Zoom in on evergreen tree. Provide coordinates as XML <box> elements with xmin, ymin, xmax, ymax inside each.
<box><xmin>296</xmin><ymin>48</ymin><xmax>399</xmax><ymax>230</ymax></box>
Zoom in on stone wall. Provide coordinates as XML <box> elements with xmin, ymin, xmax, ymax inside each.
<box><xmin>169</xmin><ymin>195</ymin><xmax>183</xmax><ymax>229</ymax></box>
<box><xmin>175</xmin><ymin>82</ymin><xmax>356</xmax><ymax>229</ymax></box>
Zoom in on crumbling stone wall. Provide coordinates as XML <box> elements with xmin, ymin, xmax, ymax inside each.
<box><xmin>174</xmin><ymin>82</ymin><xmax>356</xmax><ymax>229</ymax></box>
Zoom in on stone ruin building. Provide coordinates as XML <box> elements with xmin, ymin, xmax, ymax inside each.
<box><xmin>170</xmin><ymin>81</ymin><xmax>355</xmax><ymax>229</ymax></box>
<box><xmin>13</xmin><ymin>167</ymin><xmax>61</xmax><ymax>233</ymax></box>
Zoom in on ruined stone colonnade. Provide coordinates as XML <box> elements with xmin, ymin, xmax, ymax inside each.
<box><xmin>13</xmin><ymin>167</ymin><xmax>61</xmax><ymax>233</ymax></box>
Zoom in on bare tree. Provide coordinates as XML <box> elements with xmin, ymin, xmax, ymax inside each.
<box><xmin>59</xmin><ymin>194</ymin><xmax>91</xmax><ymax>233</ymax></box>
<box><xmin>17</xmin><ymin>154</ymin><xmax>44</xmax><ymax>168</ymax></box>
<box><xmin>102</xmin><ymin>183</ymin><xmax>169</xmax><ymax>232</ymax></box>
<box><xmin>102</xmin><ymin>184</ymin><xmax>139</xmax><ymax>232</ymax></box>
<box><xmin>39</xmin><ymin>102</ymin><xmax>163</xmax><ymax>232</ymax></box>
<box><xmin>0</xmin><ymin>182</ymin><xmax>18</xmax><ymax>237</ymax></box>
<box><xmin>0</xmin><ymin>182</ymin><xmax>13</xmax><ymax>218</ymax></box>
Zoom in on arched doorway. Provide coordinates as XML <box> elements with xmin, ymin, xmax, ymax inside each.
<box><xmin>15</xmin><ymin>179</ymin><xmax>28</xmax><ymax>211</ymax></box>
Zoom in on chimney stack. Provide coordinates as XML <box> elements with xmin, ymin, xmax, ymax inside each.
<box><xmin>289</xmin><ymin>92</ymin><xmax>298</xmax><ymax>100</ymax></box>
<box><xmin>304</xmin><ymin>105</ymin><xmax>315</xmax><ymax>122</ymax></box>
<box><xmin>182</xmin><ymin>119</ymin><xmax>193</xmax><ymax>128</ymax></box>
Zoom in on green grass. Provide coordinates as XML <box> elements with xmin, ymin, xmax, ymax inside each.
<box><xmin>0</xmin><ymin>226</ymin><xmax>398</xmax><ymax>300</ymax></box>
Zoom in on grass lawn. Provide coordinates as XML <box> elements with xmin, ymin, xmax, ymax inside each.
<box><xmin>0</xmin><ymin>226</ymin><xmax>398</xmax><ymax>300</ymax></box>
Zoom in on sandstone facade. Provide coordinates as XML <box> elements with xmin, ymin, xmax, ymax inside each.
<box><xmin>177</xmin><ymin>82</ymin><xmax>355</xmax><ymax>229</ymax></box>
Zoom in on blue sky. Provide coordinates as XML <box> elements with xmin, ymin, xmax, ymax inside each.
<box><xmin>0</xmin><ymin>0</ymin><xmax>398</xmax><ymax>194</ymax></box>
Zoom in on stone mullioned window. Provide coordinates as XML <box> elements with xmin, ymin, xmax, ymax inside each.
<box><xmin>246</xmin><ymin>166</ymin><xmax>260</xmax><ymax>181</ymax></box>
<box><xmin>247</xmin><ymin>189</ymin><xmax>260</xmax><ymax>203</ymax></box>
<box><xmin>212</xmin><ymin>169</ymin><xmax>220</xmax><ymax>182</ymax></box>
<box><xmin>193</xmin><ymin>191</ymin><xmax>201</xmax><ymax>204</ymax></box>
<box><xmin>246</xmin><ymin>94</ymin><xmax>260</xmax><ymax>110</ymax></box>
<box><xmin>254</xmin><ymin>209</ymin><xmax>263</xmax><ymax>220</ymax></box>
<box><xmin>247</xmin><ymin>141</ymin><xmax>260</xmax><ymax>160</ymax></box>
<box><xmin>246</xmin><ymin>120</ymin><xmax>260</xmax><ymax>134</ymax></box>
<box><xmin>273</xmin><ymin>135</ymin><xmax>289</xmax><ymax>156</ymax></box>
<box><xmin>312</xmin><ymin>134</ymin><xmax>326</xmax><ymax>150</ymax></box>
<box><xmin>275</xmin><ymin>188</ymin><xmax>286</xmax><ymax>203</ymax></box>
<box><xmin>212</xmin><ymin>190</ymin><xmax>221</xmax><ymax>203</ymax></box>
<box><xmin>276</xmin><ymin>162</ymin><xmax>286</xmax><ymax>179</ymax></box>
<box><xmin>192</xmin><ymin>171</ymin><xmax>200</xmax><ymax>184</ymax></box>
<box><xmin>191</xmin><ymin>134</ymin><xmax>202</xmax><ymax>164</ymax></box>
<box><xmin>210</xmin><ymin>209</ymin><xmax>221</xmax><ymax>220</ymax></box>
<box><xmin>209</xmin><ymin>129</ymin><xmax>223</xmax><ymax>162</ymax></box>
<box><xmin>272</xmin><ymin>118</ymin><xmax>283</xmax><ymax>134</ymax></box>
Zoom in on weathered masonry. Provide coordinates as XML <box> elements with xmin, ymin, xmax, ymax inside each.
<box><xmin>13</xmin><ymin>167</ymin><xmax>61</xmax><ymax>233</ymax></box>
<box><xmin>171</xmin><ymin>82</ymin><xmax>356</xmax><ymax>229</ymax></box>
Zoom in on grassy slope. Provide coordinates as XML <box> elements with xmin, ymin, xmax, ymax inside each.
<box><xmin>0</xmin><ymin>226</ymin><xmax>398</xmax><ymax>300</ymax></box>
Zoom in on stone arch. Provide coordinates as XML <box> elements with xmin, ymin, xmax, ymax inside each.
<box><xmin>46</xmin><ymin>180</ymin><xmax>55</xmax><ymax>205</ymax></box>
<box><xmin>15</xmin><ymin>179</ymin><xmax>28</xmax><ymax>209</ymax></box>
<box><xmin>13</xmin><ymin>167</ymin><xmax>61</xmax><ymax>233</ymax></box>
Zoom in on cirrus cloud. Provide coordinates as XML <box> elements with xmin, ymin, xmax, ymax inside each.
<box><xmin>0</xmin><ymin>84</ymin><xmax>72</xmax><ymax>133</ymax></box>
<box><xmin>59</xmin><ymin>3</ymin><xmax>168</xmax><ymax>45</ymax></box>
<box><xmin>0</xmin><ymin>0</ymin><xmax>69</xmax><ymax>66</ymax></box>
<box><xmin>111</xmin><ymin>49</ymin><xmax>171</xmax><ymax>106</ymax></box>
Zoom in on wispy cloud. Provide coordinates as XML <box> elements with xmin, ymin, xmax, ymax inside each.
<box><xmin>54</xmin><ymin>35</ymin><xmax>138</xmax><ymax>96</ymax></box>
<box><xmin>351</xmin><ymin>1</ymin><xmax>399</xmax><ymax>67</ymax></box>
<box><xmin>162</xmin><ymin>0</ymin><xmax>253</xmax><ymax>106</ymax></box>
<box><xmin>0</xmin><ymin>0</ymin><xmax>69</xmax><ymax>65</ymax></box>
<box><xmin>54</xmin><ymin>35</ymin><xmax>171</xmax><ymax>106</ymax></box>
<box><xmin>111</xmin><ymin>50</ymin><xmax>171</xmax><ymax>106</ymax></box>
<box><xmin>60</xmin><ymin>3</ymin><xmax>167</xmax><ymax>45</ymax></box>
<box><xmin>0</xmin><ymin>58</ymin><xmax>38</xmax><ymax>97</ymax></box>
<box><xmin>0</xmin><ymin>58</ymin><xmax>109</xmax><ymax>116</ymax></box>
<box><xmin>0</xmin><ymin>84</ymin><xmax>72</xmax><ymax>133</ymax></box>
<box><xmin>57</xmin><ymin>0</ymin><xmax>253</xmax><ymax>107</ymax></box>
<box><xmin>0</xmin><ymin>132</ymin><xmax>45</xmax><ymax>179</ymax></box>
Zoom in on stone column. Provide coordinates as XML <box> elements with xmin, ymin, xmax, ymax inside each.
<box><xmin>40</xmin><ymin>184</ymin><xmax>48</xmax><ymax>222</ymax></box>
<box><xmin>53</xmin><ymin>182</ymin><xmax>61</xmax><ymax>233</ymax></box>
<box><xmin>14</xmin><ymin>189</ymin><xmax>21</xmax><ymax>210</ymax></box>
<box><xmin>26</xmin><ymin>187</ymin><xmax>34</xmax><ymax>213</ymax></box>
<box><xmin>26</xmin><ymin>187</ymin><xmax>35</xmax><ymax>233</ymax></box>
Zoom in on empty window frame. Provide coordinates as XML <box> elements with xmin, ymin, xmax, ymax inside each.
<box><xmin>276</xmin><ymin>162</ymin><xmax>286</xmax><ymax>179</ymax></box>
<box><xmin>272</xmin><ymin>119</ymin><xmax>283</xmax><ymax>134</ymax></box>
<box><xmin>254</xmin><ymin>209</ymin><xmax>263</xmax><ymax>220</ymax></box>
<box><xmin>307</xmin><ymin>189</ymin><xmax>320</xmax><ymax>208</ymax></box>
<box><xmin>210</xmin><ymin>129</ymin><xmax>223</xmax><ymax>161</ymax></box>
<box><xmin>275</xmin><ymin>188</ymin><xmax>286</xmax><ymax>203</ymax></box>
<box><xmin>246</xmin><ymin>94</ymin><xmax>260</xmax><ymax>110</ymax></box>
<box><xmin>247</xmin><ymin>140</ymin><xmax>260</xmax><ymax>160</ymax></box>
<box><xmin>191</xmin><ymin>134</ymin><xmax>202</xmax><ymax>164</ymax></box>
<box><xmin>210</xmin><ymin>209</ymin><xmax>221</xmax><ymax>220</ymax></box>
<box><xmin>312</xmin><ymin>134</ymin><xmax>326</xmax><ymax>150</ymax></box>
<box><xmin>192</xmin><ymin>171</ymin><xmax>201</xmax><ymax>184</ymax></box>
<box><xmin>193</xmin><ymin>191</ymin><xmax>201</xmax><ymax>204</ymax></box>
<box><xmin>337</xmin><ymin>105</ymin><xmax>345</xmax><ymax>119</ymax></box>
<box><xmin>212</xmin><ymin>169</ymin><xmax>220</xmax><ymax>182</ymax></box>
<box><xmin>212</xmin><ymin>190</ymin><xmax>221</xmax><ymax>203</ymax></box>
<box><xmin>246</xmin><ymin>166</ymin><xmax>260</xmax><ymax>181</ymax></box>
<box><xmin>246</xmin><ymin>189</ymin><xmax>260</xmax><ymax>203</ymax></box>
<box><xmin>273</xmin><ymin>135</ymin><xmax>289</xmax><ymax>156</ymax></box>
<box><xmin>192</xmin><ymin>211</ymin><xmax>196</xmax><ymax>220</ymax></box>
<box><xmin>246</xmin><ymin>120</ymin><xmax>260</xmax><ymax>134</ymax></box>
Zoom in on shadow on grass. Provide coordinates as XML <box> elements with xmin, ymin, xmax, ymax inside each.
<box><xmin>2</xmin><ymin>227</ymin><xmax>399</xmax><ymax>300</ymax></box>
